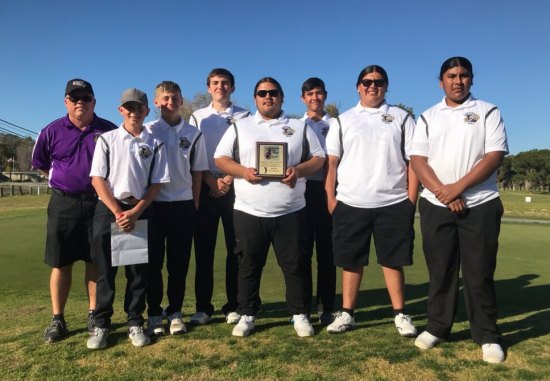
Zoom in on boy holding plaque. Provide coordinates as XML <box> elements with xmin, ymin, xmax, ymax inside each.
<box><xmin>214</xmin><ymin>77</ymin><xmax>325</xmax><ymax>338</ymax></box>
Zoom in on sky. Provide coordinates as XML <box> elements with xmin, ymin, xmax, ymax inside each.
<box><xmin>1</xmin><ymin>0</ymin><xmax>549</xmax><ymax>155</ymax></box>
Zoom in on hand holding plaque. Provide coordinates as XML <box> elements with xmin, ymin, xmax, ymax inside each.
<box><xmin>256</xmin><ymin>142</ymin><xmax>287</xmax><ymax>178</ymax></box>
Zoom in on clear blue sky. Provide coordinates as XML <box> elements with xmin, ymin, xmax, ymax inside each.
<box><xmin>1</xmin><ymin>0</ymin><xmax>549</xmax><ymax>154</ymax></box>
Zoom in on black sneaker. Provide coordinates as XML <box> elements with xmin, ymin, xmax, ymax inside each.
<box><xmin>44</xmin><ymin>320</ymin><xmax>69</xmax><ymax>343</ymax></box>
<box><xmin>87</xmin><ymin>312</ymin><xmax>95</xmax><ymax>334</ymax></box>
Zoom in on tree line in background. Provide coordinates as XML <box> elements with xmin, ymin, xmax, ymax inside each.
<box><xmin>1</xmin><ymin>96</ymin><xmax>548</xmax><ymax>193</ymax></box>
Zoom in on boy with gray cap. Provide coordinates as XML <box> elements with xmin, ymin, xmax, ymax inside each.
<box><xmin>87</xmin><ymin>88</ymin><xmax>170</xmax><ymax>349</ymax></box>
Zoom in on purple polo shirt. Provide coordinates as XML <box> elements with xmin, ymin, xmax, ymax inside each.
<box><xmin>32</xmin><ymin>113</ymin><xmax>116</xmax><ymax>194</ymax></box>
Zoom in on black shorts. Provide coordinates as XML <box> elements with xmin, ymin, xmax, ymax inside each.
<box><xmin>332</xmin><ymin>199</ymin><xmax>415</xmax><ymax>268</ymax></box>
<box><xmin>44</xmin><ymin>190</ymin><xmax>97</xmax><ymax>268</ymax></box>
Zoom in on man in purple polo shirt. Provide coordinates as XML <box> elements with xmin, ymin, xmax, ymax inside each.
<box><xmin>32</xmin><ymin>79</ymin><xmax>116</xmax><ymax>343</ymax></box>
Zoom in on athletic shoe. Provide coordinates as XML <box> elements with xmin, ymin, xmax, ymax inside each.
<box><xmin>394</xmin><ymin>313</ymin><xmax>417</xmax><ymax>337</ymax></box>
<box><xmin>319</xmin><ymin>312</ymin><xmax>336</xmax><ymax>326</ymax></box>
<box><xmin>414</xmin><ymin>331</ymin><xmax>441</xmax><ymax>349</ymax></box>
<box><xmin>482</xmin><ymin>343</ymin><xmax>505</xmax><ymax>364</ymax></box>
<box><xmin>232</xmin><ymin>315</ymin><xmax>255</xmax><ymax>337</ymax></box>
<box><xmin>189</xmin><ymin>311</ymin><xmax>212</xmax><ymax>325</ymax></box>
<box><xmin>293</xmin><ymin>314</ymin><xmax>314</xmax><ymax>337</ymax></box>
<box><xmin>167</xmin><ymin>312</ymin><xmax>187</xmax><ymax>335</ymax></box>
<box><xmin>128</xmin><ymin>326</ymin><xmax>150</xmax><ymax>347</ymax></box>
<box><xmin>87</xmin><ymin>311</ymin><xmax>95</xmax><ymax>334</ymax></box>
<box><xmin>44</xmin><ymin>320</ymin><xmax>69</xmax><ymax>343</ymax></box>
<box><xmin>87</xmin><ymin>327</ymin><xmax>109</xmax><ymax>349</ymax></box>
<box><xmin>225</xmin><ymin>311</ymin><xmax>241</xmax><ymax>324</ymax></box>
<box><xmin>146</xmin><ymin>315</ymin><xmax>165</xmax><ymax>336</ymax></box>
<box><xmin>326</xmin><ymin>311</ymin><xmax>356</xmax><ymax>334</ymax></box>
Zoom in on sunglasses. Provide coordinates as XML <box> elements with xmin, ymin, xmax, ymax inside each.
<box><xmin>67</xmin><ymin>95</ymin><xmax>94</xmax><ymax>103</ymax></box>
<box><xmin>256</xmin><ymin>89</ymin><xmax>280</xmax><ymax>98</ymax></box>
<box><xmin>361</xmin><ymin>79</ymin><xmax>386</xmax><ymax>88</ymax></box>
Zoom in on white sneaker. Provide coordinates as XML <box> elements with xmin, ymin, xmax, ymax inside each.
<box><xmin>189</xmin><ymin>311</ymin><xmax>212</xmax><ymax>325</ymax></box>
<box><xmin>167</xmin><ymin>312</ymin><xmax>187</xmax><ymax>335</ymax></box>
<box><xmin>232</xmin><ymin>315</ymin><xmax>255</xmax><ymax>337</ymax></box>
<box><xmin>292</xmin><ymin>314</ymin><xmax>314</xmax><ymax>337</ymax></box>
<box><xmin>87</xmin><ymin>327</ymin><xmax>109</xmax><ymax>349</ymax></box>
<box><xmin>482</xmin><ymin>343</ymin><xmax>505</xmax><ymax>364</ymax></box>
<box><xmin>146</xmin><ymin>315</ymin><xmax>165</xmax><ymax>336</ymax></box>
<box><xmin>225</xmin><ymin>311</ymin><xmax>241</xmax><ymax>324</ymax></box>
<box><xmin>128</xmin><ymin>326</ymin><xmax>150</xmax><ymax>347</ymax></box>
<box><xmin>326</xmin><ymin>311</ymin><xmax>356</xmax><ymax>334</ymax></box>
<box><xmin>394</xmin><ymin>313</ymin><xmax>417</xmax><ymax>337</ymax></box>
<box><xmin>414</xmin><ymin>331</ymin><xmax>441</xmax><ymax>349</ymax></box>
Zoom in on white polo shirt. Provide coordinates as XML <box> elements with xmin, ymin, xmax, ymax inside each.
<box><xmin>214</xmin><ymin>111</ymin><xmax>325</xmax><ymax>217</ymax></box>
<box><xmin>90</xmin><ymin>125</ymin><xmax>170</xmax><ymax>200</ymax></box>
<box><xmin>145</xmin><ymin>118</ymin><xmax>208</xmax><ymax>202</ymax></box>
<box><xmin>190</xmin><ymin>103</ymin><xmax>250</xmax><ymax>176</ymax></box>
<box><xmin>410</xmin><ymin>95</ymin><xmax>508</xmax><ymax>208</ymax></box>
<box><xmin>325</xmin><ymin>101</ymin><xmax>415</xmax><ymax>208</ymax></box>
<box><xmin>301</xmin><ymin>113</ymin><xmax>332</xmax><ymax>182</ymax></box>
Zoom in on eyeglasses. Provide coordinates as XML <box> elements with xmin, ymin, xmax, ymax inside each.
<box><xmin>361</xmin><ymin>79</ymin><xmax>386</xmax><ymax>88</ymax></box>
<box><xmin>67</xmin><ymin>95</ymin><xmax>94</xmax><ymax>103</ymax></box>
<box><xmin>256</xmin><ymin>90</ymin><xmax>280</xmax><ymax>98</ymax></box>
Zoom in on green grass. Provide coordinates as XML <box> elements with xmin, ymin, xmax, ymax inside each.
<box><xmin>0</xmin><ymin>195</ymin><xmax>549</xmax><ymax>380</ymax></box>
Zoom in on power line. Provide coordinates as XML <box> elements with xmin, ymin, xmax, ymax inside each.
<box><xmin>0</xmin><ymin>118</ymin><xmax>38</xmax><ymax>136</ymax></box>
<box><xmin>0</xmin><ymin>126</ymin><xmax>28</xmax><ymax>139</ymax></box>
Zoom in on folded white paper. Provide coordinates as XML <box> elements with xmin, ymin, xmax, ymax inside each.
<box><xmin>110</xmin><ymin>220</ymin><xmax>148</xmax><ymax>266</ymax></box>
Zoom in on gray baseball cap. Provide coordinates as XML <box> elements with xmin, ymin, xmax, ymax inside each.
<box><xmin>120</xmin><ymin>88</ymin><xmax>148</xmax><ymax>108</ymax></box>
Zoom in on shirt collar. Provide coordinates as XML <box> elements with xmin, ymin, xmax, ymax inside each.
<box><xmin>302</xmin><ymin>112</ymin><xmax>330</xmax><ymax>123</ymax></box>
<box><xmin>208</xmin><ymin>102</ymin><xmax>234</xmax><ymax>115</ymax></box>
<box><xmin>438</xmin><ymin>94</ymin><xmax>477</xmax><ymax>111</ymax></box>
<box><xmin>118</xmin><ymin>123</ymin><xmax>149</xmax><ymax>140</ymax></box>
<box><xmin>254</xmin><ymin>110</ymin><xmax>289</xmax><ymax>125</ymax></box>
<box><xmin>158</xmin><ymin>116</ymin><xmax>184</xmax><ymax>132</ymax></box>
<box><xmin>63</xmin><ymin>113</ymin><xmax>98</xmax><ymax>131</ymax></box>
<box><xmin>355</xmin><ymin>100</ymin><xmax>389</xmax><ymax>114</ymax></box>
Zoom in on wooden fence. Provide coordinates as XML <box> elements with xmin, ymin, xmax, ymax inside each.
<box><xmin>0</xmin><ymin>184</ymin><xmax>51</xmax><ymax>197</ymax></box>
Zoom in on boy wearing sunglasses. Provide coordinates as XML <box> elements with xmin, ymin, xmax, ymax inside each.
<box><xmin>214</xmin><ymin>77</ymin><xmax>326</xmax><ymax>338</ymax></box>
<box><xmin>32</xmin><ymin>79</ymin><xmax>116</xmax><ymax>343</ymax></box>
<box><xmin>188</xmin><ymin>68</ymin><xmax>250</xmax><ymax>326</ymax></box>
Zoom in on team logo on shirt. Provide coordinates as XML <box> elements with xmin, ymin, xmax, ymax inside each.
<box><xmin>93</xmin><ymin>132</ymin><xmax>103</xmax><ymax>143</ymax></box>
<box><xmin>464</xmin><ymin>112</ymin><xmax>480</xmax><ymax>124</ymax></box>
<box><xmin>381</xmin><ymin>114</ymin><xmax>395</xmax><ymax>124</ymax></box>
<box><xmin>321</xmin><ymin>126</ymin><xmax>330</xmax><ymax>136</ymax></box>
<box><xmin>179</xmin><ymin>137</ymin><xmax>191</xmax><ymax>150</ymax></box>
<box><xmin>138</xmin><ymin>145</ymin><xmax>152</xmax><ymax>159</ymax></box>
<box><xmin>282</xmin><ymin>126</ymin><xmax>295</xmax><ymax>136</ymax></box>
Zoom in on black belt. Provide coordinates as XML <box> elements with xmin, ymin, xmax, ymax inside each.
<box><xmin>118</xmin><ymin>196</ymin><xmax>140</xmax><ymax>206</ymax></box>
<box><xmin>52</xmin><ymin>188</ymin><xmax>97</xmax><ymax>201</ymax></box>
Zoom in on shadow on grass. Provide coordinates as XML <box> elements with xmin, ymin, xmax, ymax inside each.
<box><xmin>255</xmin><ymin>273</ymin><xmax>549</xmax><ymax>346</ymax></box>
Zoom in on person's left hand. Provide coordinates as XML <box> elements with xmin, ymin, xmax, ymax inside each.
<box><xmin>282</xmin><ymin>167</ymin><xmax>299</xmax><ymax>188</ymax></box>
<box><xmin>434</xmin><ymin>183</ymin><xmax>464</xmax><ymax>205</ymax></box>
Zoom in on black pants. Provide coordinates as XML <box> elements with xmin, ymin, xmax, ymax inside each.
<box><xmin>305</xmin><ymin>180</ymin><xmax>336</xmax><ymax>312</ymax></box>
<box><xmin>147</xmin><ymin>200</ymin><xmax>196</xmax><ymax>317</ymax></box>
<box><xmin>193</xmin><ymin>183</ymin><xmax>238</xmax><ymax>315</ymax></box>
<box><xmin>92</xmin><ymin>200</ymin><xmax>151</xmax><ymax>328</ymax></box>
<box><xmin>234</xmin><ymin>208</ymin><xmax>310</xmax><ymax>316</ymax></box>
<box><xmin>419</xmin><ymin>197</ymin><xmax>503</xmax><ymax>345</ymax></box>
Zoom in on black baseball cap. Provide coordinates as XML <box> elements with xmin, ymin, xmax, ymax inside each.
<box><xmin>65</xmin><ymin>79</ymin><xmax>94</xmax><ymax>96</ymax></box>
